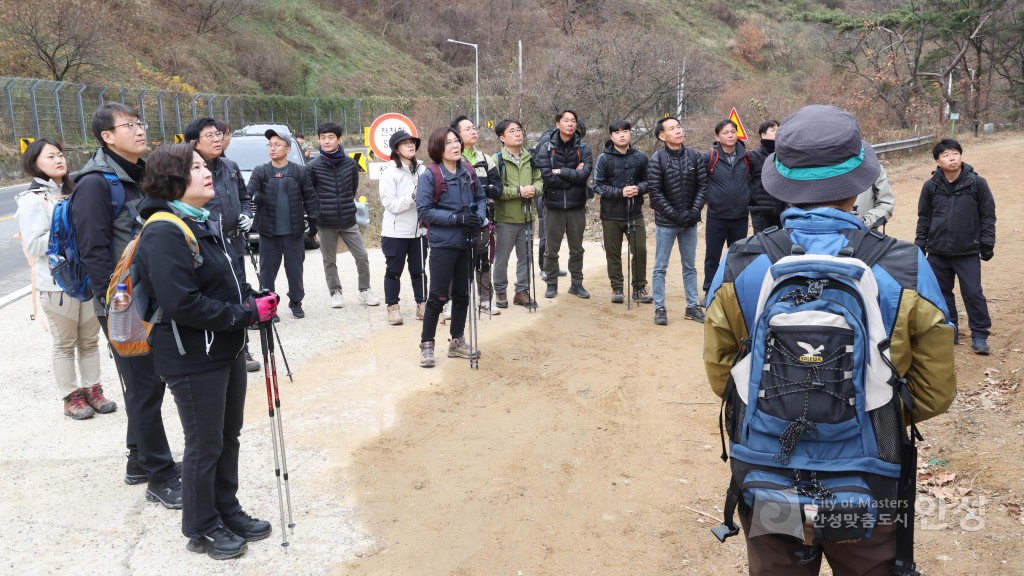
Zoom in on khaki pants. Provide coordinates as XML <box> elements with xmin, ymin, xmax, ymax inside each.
<box><xmin>319</xmin><ymin>225</ymin><xmax>371</xmax><ymax>293</ymax></box>
<box><xmin>40</xmin><ymin>290</ymin><xmax>101</xmax><ymax>397</ymax></box>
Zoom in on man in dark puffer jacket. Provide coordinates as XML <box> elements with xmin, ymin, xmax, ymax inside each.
<box><xmin>248</xmin><ymin>129</ymin><xmax>319</xmax><ymax>318</ymax></box>
<box><xmin>594</xmin><ymin>119</ymin><xmax>651</xmax><ymax>304</ymax></box>
<box><xmin>307</xmin><ymin>122</ymin><xmax>379</xmax><ymax>309</ymax></box>
<box><xmin>534</xmin><ymin>109</ymin><xmax>594</xmax><ymax>299</ymax></box>
<box><xmin>647</xmin><ymin>117</ymin><xmax>708</xmax><ymax>326</ymax></box>
<box><xmin>747</xmin><ymin>119</ymin><xmax>785</xmax><ymax>234</ymax></box>
<box><xmin>915</xmin><ymin>138</ymin><xmax>996</xmax><ymax>355</ymax></box>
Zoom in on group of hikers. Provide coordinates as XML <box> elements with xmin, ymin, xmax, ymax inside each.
<box><xmin>14</xmin><ymin>98</ymin><xmax>996</xmax><ymax>572</ymax></box>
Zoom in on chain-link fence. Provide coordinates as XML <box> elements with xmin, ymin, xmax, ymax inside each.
<box><xmin>0</xmin><ymin>76</ymin><xmax>495</xmax><ymax>149</ymax></box>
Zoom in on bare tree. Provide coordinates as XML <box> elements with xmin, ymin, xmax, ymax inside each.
<box><xmin>0</xmin><ymin>0</ymin><xmax>106</xmax><ymax>81</ymax></box>
<box><xmin>168</xmin><ymin>0</ymin><xmax>256</xmax><ymax>36</ymax></box>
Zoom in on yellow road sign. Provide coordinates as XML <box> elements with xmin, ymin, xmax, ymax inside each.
<box><xmin>173</xmin><ymin>134</ymin><xmax>184</xmax><ymax>144</ymax></box>
<box><xmin>348</xmin><ymin>151</ymin><xmax>368</xmax><ymax>173</ymax></box>
<box><xmin>728</xmin><ymin>108</ymin><xmax>748</xmax><ymax>141</ymax></box>
<box><xmin>486</xmin><ymin>120</ymin><xmax>494</xmax><ymax>129</ymax></box>
<box><xmin>19</xmin><ymin>138</ymin><xmax>34</xmax><ymax>154</ymax></box>
<box><xmin>364</xmin><ymin>127</ymin><xmax>371</xmax><ymax>147</ymax></box>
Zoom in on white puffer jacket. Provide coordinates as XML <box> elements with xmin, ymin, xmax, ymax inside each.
<box><xmin>15</xmin><ymin>178</ymin><xmax>62</xmax><ymax>291</ymax></box>
<box><xmin>379</xmin><ymin>161</ymin><xmax>427</xmax><ymax>239</ymax></box>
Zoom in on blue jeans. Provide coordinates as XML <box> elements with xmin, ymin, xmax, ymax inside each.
<box><xmin>652</xmin><ymin>224</ymin><xmax>699</xmax><ymax>309</ymax></box>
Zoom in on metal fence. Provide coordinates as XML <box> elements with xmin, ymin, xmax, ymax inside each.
<box><xmin>0</xmin><ymin>76</ymin><xmax>487</xmax><ymax>148</ymax></box>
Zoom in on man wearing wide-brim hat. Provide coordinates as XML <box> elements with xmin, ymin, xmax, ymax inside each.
<box><xmin>702</xmin><ymin>105</ymin><xmax>957</xmax><ymax>575</ymax></box>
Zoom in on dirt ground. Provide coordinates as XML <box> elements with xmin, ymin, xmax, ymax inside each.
<box><xmin>2</xmin><ymin>135</ymin><xmax>1020</xmax><ymax>576</ymax></box>
<box><xmin>332</xmin><ymin>134</ymin><xmax>1024</xmax><ymax>576</ymax></box>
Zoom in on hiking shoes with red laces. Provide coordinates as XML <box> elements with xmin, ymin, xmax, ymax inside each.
<box><xmin>83</xmin><ymin>384</ymin><xmax>117</xmax><ymax>414</ymax></box>
<box><xmin>63</xmin><ymin>389</ymin><xmax>95</xmax><ymax>420</ymax></box>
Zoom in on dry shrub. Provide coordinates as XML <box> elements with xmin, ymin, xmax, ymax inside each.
<box><xmin>232</xmin><ymin>35</ymin><xmax>307</xmax><ymax>95</ymax></box>
<box><xmin>735</xmin><ymin>22</ymin><xmax>769</xmax><ymax>70</ymax></box>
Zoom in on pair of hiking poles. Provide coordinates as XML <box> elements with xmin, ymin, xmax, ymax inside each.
<box><xmin>524</xmin><ymin>199</ymin><xmax>539</xmax><ymax>313</ymax></box>
<box><xmin>245</xmin><ymin>239</ymin><xmax>296</xmax><ymax>549</ymax></box>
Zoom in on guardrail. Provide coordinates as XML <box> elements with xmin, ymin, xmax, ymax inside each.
<box><xmin>870</xmin><ymin>134</ymin><xmax>936</xmax><ymax>156</ymax></box>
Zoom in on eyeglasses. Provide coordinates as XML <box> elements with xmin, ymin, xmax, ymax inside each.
<box><xmin>111</xmin><ymin>121</ymin><xmax>147</xmax><ymax>132</ymax></box>
<box><xmin>505</xmin><ymin>128</ymin><xmax>523</xmax><ymax>135</ymax></box>
<box><xmin>200</xmin><ymin>131</ymin><xmax>224</xmax><ymax>141</ymax></box>
<box><xmin>459</xmin><ymin>126</ymin><xmax>477</xmax><ymax>133</ymax></box>
<box><xmin>444</xmin><ymin>139</ymin><xmax>461</xmax><ymax>147</ymax></box>
<box><xmin>267</xmin><ymin>143</ymin><xmax>289</xmax><ymax>149</ymax></box>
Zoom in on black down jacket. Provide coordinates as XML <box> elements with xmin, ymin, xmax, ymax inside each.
<box><xmin>593</xmin><ymin>141</ymin><xmax>649</xmax><ymax>222</ymax></box>
<box><xmin>247</xmin><ymin>161</ymin><xmax>319</xmax><ymax>237</ymax></box>
<box><xmin>307</xmin><ymin>151</ymin><xmax>360</xmax><ymax>229</ymax></box>
<box><xmin>915</xmin><ymin>163</ymin><xmax>996</xmax><ymax>257</ymax></box>
<box><xmin>747</xmin><ymin>140</ymin><xmax>786</xmax><ymax>220</ymax></box>
<box><xmin>647</xmin><ymin>145</ymin><xmax>708</xmax><ymax>228</ymax></box>
<box><xmin>535</xmin><ymin>130</ymin><xmax>593</xmax><ymax>211</ymax></box>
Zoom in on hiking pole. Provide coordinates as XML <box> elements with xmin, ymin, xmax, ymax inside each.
<box><xmin>259</xmin><ymin>322</ymin><xmax>290</xmax><ymax>550</ymax></box>
<box><xmin>626</xmin><ymin>196</ymin><xmax>633</xmax><ymax>310</ymax></box>
<box><xmin>466</xmin><ymin>228</ymin><xmax>480</xmax><ymax>369</ymax></box>
<box><xmin>246</xmin><ymin>239</ymin><xmax>294</xmax><ymax>382</ymax></box>
<box><xmin>524</xmin><ymin>200</ymin><xmax>538</xmax><ymax>312</ymax></box>
<box><xmin>265</xmin><ymin>317</ymin><xmax>296</xmax><ymax>532</ymax></box>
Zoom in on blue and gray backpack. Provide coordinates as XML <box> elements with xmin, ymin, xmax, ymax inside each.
<box><xmin>712</xmin><ymin>227</ymin><xmax>921</xmax><ymax>575</ymax></box>
<box><xmin>46</xmin><ymin>172</ymin><xmax>127</xmax><ymax>301</ymax></box>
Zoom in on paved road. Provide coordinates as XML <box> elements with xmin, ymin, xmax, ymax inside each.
<box><xmin>0</xmin><ymin>182</ymin><xmax>33</xmax><ymax>299</ymax></box>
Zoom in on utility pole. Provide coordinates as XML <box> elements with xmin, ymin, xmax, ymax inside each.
<box><xmin>447</xmin><ymin>38</ymin><xmax>480</xmax><ymax>128</ymax></box>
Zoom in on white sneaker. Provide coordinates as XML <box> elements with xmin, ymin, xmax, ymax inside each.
<box><xmin>359</xmin><ymin>289</ymin><xmax>380</xmax><ymax>306</ymax></box>
<box><xmin>443</xmin><ymin>301</ymin><xmax>452</xmax><ymax>320</ymax></box>
<box><xmin>479</xmin><ymin>301</ymin><xmax>500</xmax><ymax>316</ymax></box>
<box><xmin>330</xmin><ymin>290</ymin><xmax>344</xmax><ymax>309</ymax></box>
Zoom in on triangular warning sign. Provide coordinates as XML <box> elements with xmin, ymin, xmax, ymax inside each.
<box><xmin>728</xmin><ymin>107</ymin><xmax>748</xmax><ymax>141</ymax></box>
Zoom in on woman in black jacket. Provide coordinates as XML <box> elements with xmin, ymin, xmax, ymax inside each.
<box><xmin>134</xmin><ymin>143</ymin><xmax>280</xmax><ymax>560</ymax></box>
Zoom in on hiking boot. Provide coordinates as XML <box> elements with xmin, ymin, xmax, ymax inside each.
<box><xmin>63</xmin><ymin>389</ymin><xmax>95</xmax><ymax>420</ymax></box>
<box><xmin>387</xmin><ymin>304</ymin><xmax>403</xmax><ymax>325</ymax></box>
<box><xmin>495</xmin><ymin>291</ymin><xmax>508</xmax><ymax>309</ymax></box>
<box><xmin>654</xmin><ymin>307</ymin><xmax>668</xmax><ymax>326</ymax></box>
<box><xmin>146</xmin><ymin>475</ymin><xmax>183</xmax><ymax>509</ymax></box>
<box><xmin>971</xmin><ymin>336</ymin><xmax>990</xmax><ymax>355</ymax></box>
<box><xmin>416</xmin><ymin>302</ymin><xmax>426</xmax><ymax>320</ymax></box>
<box><xmin>330</xmin><ymin>289</ymin><xmax>344</xmax><ymax>309</ymax></box>
<box><xmin>83</xmin><ymin>384</ymin><xmax>117</xmax><ymax>414</ymax></box>
<box><xmin>568</xmin><ymin>284</ymin><xmax>591</xmax><ymax>299</ymax></box>
<box><xmin>448</xmin><ymin>336</ymin><xmax>479</xmax><ymax>359</ymax></box>
<box><xmin>289</xmin><ymin>301</ymin><xmax>304</xmax><ymax>319</ymax></box>
<box><xmin>419</xmin><ymin>341</ymin><xmax>435</xmax><ymax>368</ymax></box>
<box><xmin>186</xmin><ymin>526</ymin><xmax>248</xmax><ymax>560</ymax></box>
<box><xmin>684</xmin><ymin>306</ymin><xmax>705</xmax><ymax>324</ymax></box>
<box><xmin>610</xmin><ymin>290</ymin><xmax>624</xmax><ymax>304</ymax></box>
<box><xmin>545</xmin><ymin>283</ymin><xmax>557</xmax><ymax>298</ymax></box>
<box><xmin>480</xmin><ymin>301</ymin><xmax>500</xmax><ymax>316</ymax></box>
<box><xmin>245</xmin><ymin>351</ymin><xmax>261</xmax><ymax>372</ymax></box>
<box><xmin>513</xmin><ymin>290</ymin><xmax>532</xmax><ymax>307</ymax></box>
<box><xmin>952</xmin><ymin>324</ymin><xmax>960</xmax><ymax>345</ymax></box>
<box><xmin>125</xmin><ymin>453</ymin><xmax>182</xmax><ymax>485</ymax></box>
<box><xmin>359</xmin><ymin>289</ymin><xmax>380</xmax><ymax>306</ymax></box>
<box><xmin>632</xmin><ymin>286</ymin><xmax>654</xmax><ymax>304</ymax></box>
<box><xmin>223</xmin><ymin>509</ymin><xmax>272</xmax><ymax>542</ymax></box>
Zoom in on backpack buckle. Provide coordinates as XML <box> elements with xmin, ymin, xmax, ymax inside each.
<box><xmin>711</xmin><ymin>522</ymin><xmax>740</xmax><ymax>543</ymax></box>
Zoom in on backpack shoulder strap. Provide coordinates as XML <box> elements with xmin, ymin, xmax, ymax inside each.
<box><xmin>461</xmin><ymin>160</ymin><xmax>478</xmax><ymax>194</ymax></box>
<box><xmin>428</xmin><ymin>163</ymin><xmax>445</xmax><ymax>206</ymax></box>
<box><xmin>841</xmin><ymin>228</ymin><xmax>897</xmax><ymax>269</ymax></box>
<box><xmin>144</xmin><ymin>212</ymin><xmax>201</xmax><ymax>266</ymax></box>
<box><xmin>707</xmin><ymin>148</ymin><xmax>720</xmax><ymax>175</ymax></box>
<box><xmin>758</xmin><ymin>227</ymin><xmax>795</xmax><ymax>262</ymax></box>
<box><xmin>494</xmin><ymin>151</ymin><xmax>504</xmax><ymax>182</ymax></box>
<box><xmin>102</xmin><ymin>172</ymin><xmax>126</xmax><ymax>217</ymax></box>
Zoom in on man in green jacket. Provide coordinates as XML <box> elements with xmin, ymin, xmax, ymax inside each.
<box><xmin>491</xmin><ymin>118</ymin><xmax>543</xmax><ymax>308</ymax></box>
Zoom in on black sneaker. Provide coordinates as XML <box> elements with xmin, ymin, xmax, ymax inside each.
<box><xmin>289</xmin><ymin>301</ymin><xmax>304</xmax><ymax>319</ymax></box>
<box><xmin>610</xmin><ymin>290</ymin><xmax>624</xmax><ymax>304</ymax></box>
<box><xmin>568</xmin><ymin>284</ymin><xmax>590</xmax><ymax>299</ymax></box>
<box><xmin>223</xmin><ymin>509</ymin><xmax>272</xmax><ymax>542</ymax></box>
<box><xmin>126</xmin><ymin>454</ymin><xmax>182</xmax><ymax>486</ymax></box>
<box><xmin>545</xmin><ymin>284</ymin><xmax>558</xmax><ymax>298</ymax></box>
<box><xmin>146</xmin><ymin>476</ymin><xmax>183</xmax><ymax>509</ymax></box>
<box><xmin>186</xmin><ymin>526</ymin><xmax>248</xmax><ymax>560</ymax></box>
<box><xmin>654</xmin><ymin>307</ymin><xmax>668</xmax><ymax>326</ymax></box>
<box><xmin>971</xmin><ymin>336</ymin><xmax>990</xmax><ymax>355</ymax></box>
<box><xmin>684</xmin><ymin>306</ymin><xmax>705</xmax><ymax>324</ymax></box>
<box><xmin>632</xmin><ymin>286</ymin><xmax>654</xmax><ymax>304</ymax></box>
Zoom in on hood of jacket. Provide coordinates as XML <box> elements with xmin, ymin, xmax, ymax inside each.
<box><xmin>929</xmin><ymin>162</ymin><xmax>977</xmax><ymax>191</ymax></box>
<box><xmin>72</xmin><ymin>147</ymin><xmax>138</xmax><ymax>184</ymax></box>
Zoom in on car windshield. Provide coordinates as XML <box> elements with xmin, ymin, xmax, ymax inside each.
<box><xmin>228</xmin><ymin>137</ymin><xmax>305</xmax><ymax>171</ymax></box>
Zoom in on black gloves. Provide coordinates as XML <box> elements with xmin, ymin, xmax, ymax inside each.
<box><xmin>484</xmin><ymin>183</ymin><xmax>502</xmax><ymax>200</ymax></box>
<box><xmin>306</xmin><ymin>217</ymin><xmax>318</xmax><ymax>237</ymax></box>
<box><xmin>453</xmin><ymin>213</ymin><xmax>483</xmax><ymax>228</ymax></box>
<box><xmin>981</xmin><ymin>244</ymin><xmax>994</xmax><ymax>261</ymax></box>
<box><xmin>677</xmin><ymin>209</ymin><xmax>700</xmax><ymax>228</ymax></box>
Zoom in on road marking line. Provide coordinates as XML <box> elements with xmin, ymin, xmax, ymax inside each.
<box><xmin>0</xmin><ymin>285</ymin><xmax>31</xmax><ymax>309</ymax></box>
<box><xmin>0</xmin><ymin>215</ymin><xmax>14</xmax><ymax>222</ymax></box>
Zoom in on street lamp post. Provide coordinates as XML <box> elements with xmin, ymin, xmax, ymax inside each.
<box><xmin>447</xmin><ymin>38</ymin><xmax>479</xmax><ymax>128</ymax></box>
